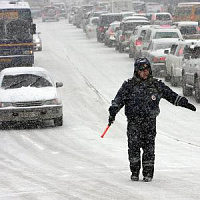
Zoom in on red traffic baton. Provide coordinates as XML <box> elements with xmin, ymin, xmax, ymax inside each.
<box><xmin>101</xmin><ymin>124</ymin><xmax>111</xmax><ymax>138</ymax></box>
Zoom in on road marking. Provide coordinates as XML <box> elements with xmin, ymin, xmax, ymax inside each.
<box><xmin>21</xmin><ymin>135</ymin><xmax>45</xmax><ymax>150</ymax></box>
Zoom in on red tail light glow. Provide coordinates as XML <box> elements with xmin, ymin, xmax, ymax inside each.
<box><xmin>160</xmin><ymin>57</ymin><xmax>166</xmax><ymax>61</ymax></box>
<box><xmin>135</xmin><ymin>39</ymin><xmax>142</xmax><ymax>46</ymax></box>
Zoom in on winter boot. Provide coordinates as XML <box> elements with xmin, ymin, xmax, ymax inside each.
<box><xmin>131</xmin><ymin>173</ymin><xmax>139</xmax><ymax>181</ymax></box>
<box><xmin>143</xmin><ymin>176</ymin><xmax>153</xmax><ymax>182</ymax></box>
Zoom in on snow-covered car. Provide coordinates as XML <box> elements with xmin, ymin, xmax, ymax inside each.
<box><xmin>42</xmin><ymin>6</ymin><xmax>59</xmax><ymax>22</ymax></box>
<box><xmin>0</xmin><ymin>67</ymin><xmax>63</xmax><ymax>127</ymax></box>
<box><xmin>104</xmin><ymin>21</ymin><xmax>120</xmax><ymax>47</ymax></box>
<box><xmin>33</xmin><ymin>32</ymin><xmax>42</xmax><ymax>51</ymax></box>
<box><xmin>143</xmin><ymin>38</ymin><xmax>180</xmax><ymax>77</ymax></box>
<box><xmin>85</xmin><ymin>17</ymin><xmax>99</xmax><ymax>39</ymax></box>
<box><xmin>165</xmin><ymin>39</ymin><xmax>198</xmax><ymax>86</ymax></box>
<box><xmin>129</xmin><ymin>25</ymin><xmax>151</xmax><ymax>58</ymax></box>
<box><xmin>182</xmin><ymin>41</ymin><xmax>200</xmax><ymax>103</ymax></box>
<box><xmin>142</xmin><ymin>25</ymin><xmax>183</xmax><ymax>55</ymax></box>
<box><xmin>116</xmin><ymin>20</ymin><xmax>150</xmax><ymax>53</ymax></box>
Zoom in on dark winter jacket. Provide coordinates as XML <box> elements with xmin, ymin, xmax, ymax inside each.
<box><xmin>109</xmin><ymin>76</ymin><xmax>184</xmax><ymax>120</ymax></box>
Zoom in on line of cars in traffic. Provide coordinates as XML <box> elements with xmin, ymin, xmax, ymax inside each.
<box><xmin>69</xmin><ymin>8</ymin><xmax>200</xmax><ymax>103</ymax></box>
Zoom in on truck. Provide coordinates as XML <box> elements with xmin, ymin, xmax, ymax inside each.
<box><xmin>0</xmin><ymin>1</ymin><xmax>36</xmax><ymax>70</ymax></box>
<box><xmin>110</xmin><ymin>0</ymin><xmax>133</xmax><ymax>13</ymax></box>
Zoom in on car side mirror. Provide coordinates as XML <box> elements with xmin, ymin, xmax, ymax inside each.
<box><xmin>31</xmin><ymin>24</ymin><xmax>36</xmax><ymax>34</ymax></box>
<box><xmin>164</xmin><ymin>49</ymin><xmax>169</xmax><ymax>54</ymax></box>
<box><xmin>56</xmin><ymin>82</ymin><xmax>63</xmax><ymax>88</ymax></box>
<box><xmin>184</xmin><ymin>53</ymin><xmax>190</xmax><ymax>60</ymax></box>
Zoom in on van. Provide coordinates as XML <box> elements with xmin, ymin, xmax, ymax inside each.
<box><xmin>174</xmin><ymin>2</ymin><xmax>200</xmax><ymax>22</ymax></box>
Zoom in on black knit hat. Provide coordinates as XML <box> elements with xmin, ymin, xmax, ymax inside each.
<box><xmin>133</xmin><ymin>57</ymin><xmax>152</xmax><ymax>78</ymax></box>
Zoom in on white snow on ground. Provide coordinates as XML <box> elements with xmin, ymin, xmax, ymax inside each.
<box><xmin>0</xmin><ymin>19</ymin><xmax>199</xmax><ymax>199</ymax></box>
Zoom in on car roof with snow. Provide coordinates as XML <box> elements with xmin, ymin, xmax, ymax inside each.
<box><xmin>123</xmin><ymin>20</ymin><xmax>150</xmax><ymax>24</ymax></box>
<box><xmin>122</xmin><ymin>16</ymin><xmax>148</xmax><ymax>21</ymax></box>
<box><xmin>174</xmin><ymin>21</ymin><xmax>198</xmax><ymax>26</ymax></box>
<box><xmin>151</xmin><ymin>38</ymin><xmax>180</xmax><ymax>44</ymax></box>
<box><xmin>1</xmin><ymin>67</ymin><xmax>49</xmax><ymax>76</ymax></box>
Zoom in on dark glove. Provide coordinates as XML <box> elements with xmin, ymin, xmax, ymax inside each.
<box><xmin>178</xmin><ymin>97</ymin><xmax>196</xmax><ymax>111</ymax></box>
<box><xmin>183</xmin><ymin>103</ymin><xmax>196</xmax><ymax>111</ymax></box>
<box><xmin>108</xmin><ymin>115</ymin><xmax>115</xmax><ymax>126</ymax></box>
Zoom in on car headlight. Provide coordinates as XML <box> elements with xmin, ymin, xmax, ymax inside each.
<box><xmin>43</xmin><ymin>99</ymin><xmax>61</xmax><ymax>105</ymax></box>
<box><xmin>23</xmin><ymin>50</ymin><xmax>33</xmax><ymax>55</ymax></box>
<box><xmin>0</xmin><ymin>102</ymin><xmax>13</xmax><ymax>108</ymax></box>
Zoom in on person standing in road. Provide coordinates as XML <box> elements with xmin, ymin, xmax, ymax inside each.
<box><xmin>108</xmin><ymin>57</ymin><xmax>196</xmax><ymax>182</ymax></box>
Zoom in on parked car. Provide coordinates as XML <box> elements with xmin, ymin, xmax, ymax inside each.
<box><xmin>33</xmin><ymin>32</ymin><xmax>42</xmax><ymax>51</ymax></box>
<box><xmin>96</xmin><ymin>13</ymin><xmax>122</xmax><ymax>42</ymax></box>
<box><xmin>150</xmin><ymin>12</ymin><xmax>173</xmax><ymax>25</ymax></box>
<box><xmin>165</xmin><ymin>39</ymin><xmax>197</xmax><ymax>86</ymax></box>
<box><xmin>104</xmin><ymin>21</ymin><xmax>120</xmax><ymax>47</ymax></box>
<box><xmin>0</xmin><ymin>67</ymin><xmax>63</xmax><ymax>127</ymax></box>
<box><xmin>129</xmin><ymin>25</ymin><xmax>151</xmax><ymax>58</ymax></box>
<box><xmin>143</xmin><ymin>38</ymin><xmax>180</xmax><ymax>77</ymax></box>
<box><xmin>42</xmin><ymin>6</ymin><xmax>59</xmax><ymax>22</ymax></box>
<box><xmin>116</xmin><ymin>20</ymin><xmax>150</xmax><ymax>53</ymax></box>
<box><xmin>85</xmin><ymin>17</ymin><xmax>99</xmax><ymax>39</ymax></box>
<box><xmin>182</xmin><ymin>41</ymin><xmax>200</xmax><ymax>103</ymax></box>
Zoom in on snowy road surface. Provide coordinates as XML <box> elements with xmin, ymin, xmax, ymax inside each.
<box><xmin>0</xmin><ymin>19</ymin><xmax>199</xmax><ymax>200</ymax></box>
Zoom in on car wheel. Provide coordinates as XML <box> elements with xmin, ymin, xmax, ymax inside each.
<box><xmin>129</xmin><ymin>53</ymin><xmax>134</xmax><ymax>58</ymax></box>
<box><xmin>164</xmin><ymin>73</ymin><xmax>171</xmax><ymax>82</ymax></box>
<box><xmin>108</xmin><ymin>41</ymin><xmax>112</xmax><ymax>48</ymax></box>
<box><xmin>171</xmin><ymin>76</ymin><xmax>178</xmax><ymax>87</ymax></box>
<box><xmin>54</xmin><ymin>116</ymin><xmax>63</xmax><ymax>126</ymax></box>
<box><xmin>119</xmin><ymin>44</ymin><xmax>124</xmax><ymax>53</ymax></box>
<box><xmin>194</xmin><ymin>77</ymin><xmax>200</xmax><ymax>103</ymax></box>
<box><xmin>182</xmin><ymin>73</ymin><xmax>192</xmax><ymax>96</ymax></box>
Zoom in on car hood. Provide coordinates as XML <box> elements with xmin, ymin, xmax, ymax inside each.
<box><xmin>0</xmin><ymin>87</ymin><xmax>57</xmax><ymax>102</ymax></box>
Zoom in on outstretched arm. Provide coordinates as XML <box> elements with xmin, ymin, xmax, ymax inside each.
<box><xmin>157</xmin><ymin>80</ymin><xmax>196</xmax><ymax>111</ymax></box>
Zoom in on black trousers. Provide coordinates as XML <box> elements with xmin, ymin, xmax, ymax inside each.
<box><xmin>127</xmin><ymin>117</ymin><xmax>156</xmax><ymax>178</ymax></box>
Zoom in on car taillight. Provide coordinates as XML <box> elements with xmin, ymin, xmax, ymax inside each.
<box><xmin>160</xmin><ymin>57</ymin><xmax>166</xmax><ymax>61</ymax></box>
<box><xmin>135</xmin><ymin>39</ymin><xmax>142</xmax><ymax>46</ymax></box>
<box><xmin>178</xmin><ymin>48</ymin><xmax>183</xmax><ymax>56</ymax></box>
<box><xmin>120</xmin><ymin>35</ymin><xmax>125</xmax><ymax>41</ymax></box>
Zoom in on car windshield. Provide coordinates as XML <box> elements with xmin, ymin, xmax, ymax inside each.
<box><xmin>2</xmin><ymin>74</ymin><xmax>52</xmax><ymax>89</ymax></box>
<box><xmin>154</xmin><ymin>32</ymin><xmax>179</xmax><ymax>39</ymax></box>
<box><xmin>179</xmin><ymin>26</ymin><xmax>197</xmax><ymax>35</ymax></box>
<box><xmin>156</xmin><ymin>14</ymin><xmax>171</xmax><ymax>20</ymax></box>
